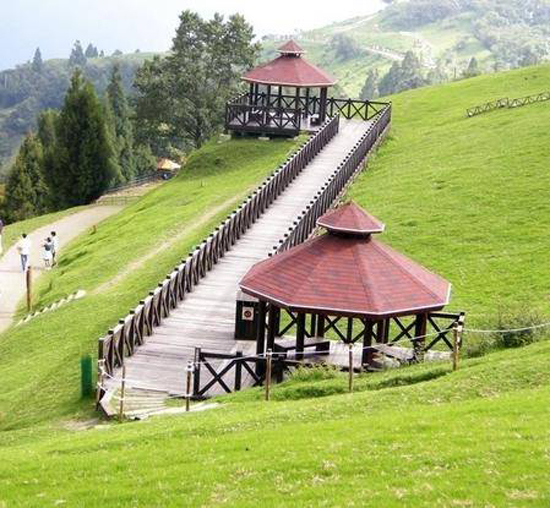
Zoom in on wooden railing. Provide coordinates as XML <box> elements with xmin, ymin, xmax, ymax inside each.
<box><xmin>229</xmin><ymin>93</ymin><xmax>390</xmax><ymax>123</ymax></box>
<box><xmin>226</xmin><ymin>103</ymin><xmax>302</xmax><ymax>135</ymax></box>
<box><xmin>96</xmin><ymin>115</ymin><xmax>341</xmax><ymax>393</ymax></box>
<box><xmin>275</xmin><ymin>104</ymin><xmax>392</xmax><ymax>254</ymax></box>
<box><xmin>466</xmin><ymin>91</ymin><xmax>550</xmax><ymax>117</ymax></box>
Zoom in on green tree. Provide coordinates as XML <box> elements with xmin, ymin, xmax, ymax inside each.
<box><xmin>463</xmin><ymin>56</ymin><xmax>481</xmax><ymax>78</ymax></box>
<box><xmin>53</xmin><ymin>70</ymin><xmax>117</xmax><ymax>207</ymax></box>
<box><xmin>37</xmin><ymin>109</ymin><xmax>60</xmax><ymax>206</ymax></box>
<box><xmin>32</xmin><ymin>48</ymin><xmax>44</xmax><ymax>73</ymax></box>
<box><xmin>134</xmin><ymin>10</ymin><xmax>258</xmax><ymax>150</ymax></box>
<box><xmin>360</xmin><ymin>70</ymin><xmax>379</xmax><ymax>100</ymax></box>
<box><xmin>85</xmin><ymin>43</ymin><xmax>99</xmax><ymax>58</ymax></box>
<box><xmin>378</xmin><ymin>62</ymin><xmax>401</xmax><ymax>96</ymax></box>
<box><xmin>69</xmin><ymin>41</ymin><xmax>87</xmax><ymax>67</ymax></box>
<box><xmin>4</xmin><ymin>134</ymin><xmax>48</xmax><ymax>221</ymax></box>
<box><xmin>106</xmin><ymin>65</ymin><xmax>135</xmax><ymax>182</ymax></box>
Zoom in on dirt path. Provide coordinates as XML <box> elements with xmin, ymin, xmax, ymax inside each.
<box><xmin>0</xmin><ymin>205</ymin><xmax>122</xmax><ymax>334</ymax></box>
<box><xmin>93</xmin><ymin>197</ymin><xmax>240</xmax><ymax>295</ymax></box>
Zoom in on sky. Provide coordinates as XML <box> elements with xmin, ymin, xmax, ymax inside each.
<box><xmin>0</xmin><ymin>0</ymin><xmax>385</xmax><ymax>70</ymax></box>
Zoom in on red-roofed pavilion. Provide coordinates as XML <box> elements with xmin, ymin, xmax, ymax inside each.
<box><xmin>226</xmin><ymin>40</ymin><xmax>338</xmax><ymax>136</ymax></box>
<box><xmin>239</xmin><ymin>202</ymin><xmax>457</xmax><ymax>367</ymax></box>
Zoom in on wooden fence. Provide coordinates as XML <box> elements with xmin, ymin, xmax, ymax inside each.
<box><xmin>466</xmin><ymin>91</ymin><xmax>550</xmax><ymax>117</ymax></box>
<box><xmin>275</xmin><ymin>104</ymin><xmax>392</xmax><ymax>253</ymax></box>
<box><xmin>96</xmin><ymin>114</ymin><xmax>341</xmax><ymax>392</ymax></box>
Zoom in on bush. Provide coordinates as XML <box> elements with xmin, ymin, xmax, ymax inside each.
<box><xmin>288</xmin><ymin>365</ymin><xmax>342</xmax><ymax>383</ymax></box>
<box><xmin>465</xmin><ymin>306</ymin><xmax>548</xmax><ymax>357</ymax></box>
<box><xmin>492</xmin><ymin>307</ymin><xmax>547</xmax><ymax>349</ymax></box>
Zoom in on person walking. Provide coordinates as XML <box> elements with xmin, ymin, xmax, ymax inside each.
<box><xmin>16</xmin><ymin>233</ymin><xmax>31</xmax><ymax>272</ymax></box>
<box><xmin>42</xmin><ymin>237</ymin><xmax>53</xmax><ymax>270</ymax></box>
<box><xmin>51</xmin><ymin>231</ymin><xmax>59</xmax><ymax>266</ymax></box>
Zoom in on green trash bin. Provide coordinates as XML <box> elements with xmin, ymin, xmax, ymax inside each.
<box><xmin>80</xmin><ymin>354</ymin><xmax>93</xmax><ymax>398</ymax></box>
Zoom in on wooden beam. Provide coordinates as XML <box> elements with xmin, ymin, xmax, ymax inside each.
<box><xmin>256</xmin><ymin>300</ymin><xmax>267</xmax><ymax>372</ymax></box>
<box><xmin>267</xmin><ymin>304</ymin><xmax>278</xmax><ymax>351</ymax></box>
<box><xmin>319</xmin><ymin>87</ymin><xmax>328</xmax><ymax>122</ymax></box>
<box><xmin>296</xmin><ymin>312</ymin><xmax>306</xmax><ymax>360</ymax></box>
<box><xmin>362</xmin><ymin>319</ymin><xmax>374</xmax><ymax>366</ymax></box>
<box><xmin>414</xmin><ymin>313</ymin><xmax>427</xmax><ymax>362</ymax></box>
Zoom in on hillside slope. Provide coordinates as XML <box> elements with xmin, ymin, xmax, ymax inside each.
<box><xmin>264</xmin><ymin>0</ymin><xmax>550</xmax><ymax>96</ymax></box>
<box><xmin>1</xmin><ymin>62</ymin><xmax>550</xmax><ymax>507</ymax></box>
<box><xmin>0</xmin><ymin>136</ymin><xmax>300</xmax><ymax>430</ymax></box>
<box><xmin>350</xmin><ymin>63</ymin><xmax>550</xmax><ymax>326</ymax></box>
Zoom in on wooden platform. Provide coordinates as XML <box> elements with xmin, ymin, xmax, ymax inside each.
<box><xmin>104</xmin><ymin>120</ymin><xmax>373</xmax><ymax>403</ymax></box>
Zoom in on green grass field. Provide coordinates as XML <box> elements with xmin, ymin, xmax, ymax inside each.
<box><xmin>1</xmin><ymin>64</ymin><xmax>550</xmax><ymax>507</ymax></box>
<box><xmin>351</xmin><ymin>63</ymin><xmax>550</xmax><ymax>329</ymax></box>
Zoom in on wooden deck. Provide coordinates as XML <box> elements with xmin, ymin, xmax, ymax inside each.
<box><xmin>104</xmin><ymin>119</ymin><xmax>373</xmax><ymax>402</ymax></box>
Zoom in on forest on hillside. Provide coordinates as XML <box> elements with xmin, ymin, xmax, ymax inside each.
<box><xmin>0</xmin><ymin>43</ymin><xmax>153</xmax><ymax>178</ymax></box>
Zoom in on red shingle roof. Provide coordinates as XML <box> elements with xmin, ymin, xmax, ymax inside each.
<box><xmin>277</xmin><ymin>40</ymin><xmax>305</xmax><ymax>54</ymax></box>
<box><xmin>317</xmin><ymin>202</ymin><xmax>385</xmax><ymax>235</ymax></box>
<box><xmin>240</xmin><ymin>205</ymin><xmax>451</xmax><ymax>318</ymax></box>
<box><xmin>242</xmin><ymin>42</ymin><xmax>337</xmax><ymax>87</ymax></box>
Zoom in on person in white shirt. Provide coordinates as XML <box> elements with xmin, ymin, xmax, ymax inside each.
<box><xmin>17</xmin><ymin>233</ymin><xmax>31</xmax><ymax>272</ymax></box>
<box><xmin>50</xmin><ymin>231</ymin><xmax>59</xmax><ymax>266</ymax></box>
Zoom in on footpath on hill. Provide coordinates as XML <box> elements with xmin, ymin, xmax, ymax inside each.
<box><xmin>0</xmin><ymin>205</ymin><xmax>122</xmax><ymax>333</ymax></box>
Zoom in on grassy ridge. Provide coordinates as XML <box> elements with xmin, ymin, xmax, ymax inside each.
<box><xmin>351</xmin><ymin>63</ymin><xmax>550</xmax><ymax>326</ymax></box>
<box><xmin>0</xmin><ymin>136</ymin><xmax>300</xmax><ymax>430</ymax></box>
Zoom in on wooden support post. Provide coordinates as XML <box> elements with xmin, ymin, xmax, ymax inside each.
<box><xmin>296</xmin><ymin>312</ymin><xmax>306</xmax><ymax>361</ymax></box>
<box><xmin>185</xmin><ymin>360</ymin><xmax>193</xmax><ymax>412</ymax></box>
<box><xmin>362</xmin><ymin>319</ymin><xmax>374</xmax><ymax>367</ymax></box>
<box><xmin>265</xmin><ymin>349</ymin><xmax>272</xmax><ymax>401</ymax></box>
<box><xmin>266</xmin><ymin>84</ymin><xmax>272</xmax><ymax>108</ymax></box>
<box><xmin>193</xmin><ymin>347</ymin><xmax>201</xmax><ymax>396</ymax></box>
<box><xmin>118</xmin><ymin>364</ymin><xmax>126</xmax><ymax>421</ymax></box>
<box><xmin>235</xmin><ymin>351</ymin><xmax>243</xmax><ymax>391</ymax></box>
<box><xmin>452</xmin><ymin>322</ymin><xmax>463</xmax><ymax>371</ymax></box>
<box><xmin>319</xmin><ymin>87</ymin><xmax>328</xmax><ymax>122</ymax></box>
<box><xmin>376</xmin><ymin>320</ymin><xmax>386</xmax><ymax>344</ymax></box>
<box><xmin>26</xmin><ymin>266</ymin><xmax>32</xmax><ymax>312</ymax></box>
<box><xmin>414</xmin><ymin>313</ymin><xmax>428</xmax><ymax>362</ymax></box>
<box><xmin>96</xmin><ymin>359</ymin><xmax>105</xmax><ymax>409</ymax></box>
<box><xmin>310</xmin><ymin>313</ymin><xmax>317</xmax><ymax>338</ymax></box>
<box><xmin>348</xmin><ymin>343</ymin><xmax>354</xmax><ymax>393</ymax></box>
<box><xmin>256</xmin><ymin>301</ymin><xmax>267</xmax><ymax>375</ymax></box>
<box><xmin>267</xmin><ymin>305</ymin><xmax>277</xmax><ymax>352</ymax></box>
<box><xmin>317</xmin><ymin>314</ymin><xmax>326</xmax><ymax>338</ymax></box>
<box><xmin>305</xmin><ymin>87</ymin><xmax>311</xmax><ymax>116</ymax></box>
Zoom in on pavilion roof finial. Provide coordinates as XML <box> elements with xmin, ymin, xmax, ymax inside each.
<box><xmin>277</xmin><ymin>40</ymin><xmax>306</xmax><ymax>56</ymax></box>
<box><xmin>317</xmin><ymin>201</ymin><xmax>385</xmax><ymax>236</ymax></box>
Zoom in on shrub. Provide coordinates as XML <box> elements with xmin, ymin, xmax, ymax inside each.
<box><xmin>288</xmin><ymin>365</ymin><xmax>342</xmax><ymax>383</ymax></box>
<box><xmin>492</xmin><ymin>307</ymin><xmax>548</xmax><ymax>349</ymax></box>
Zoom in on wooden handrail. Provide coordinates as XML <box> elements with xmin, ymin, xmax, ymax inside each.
<box><xmin>96</xmin><ymin>115</ymin><xmax>341</xmax><ymax>394</ymax></box>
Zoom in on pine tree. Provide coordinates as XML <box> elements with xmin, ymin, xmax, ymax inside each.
<box><xmin>53</xmin><ymin>70</ymin><xmax>117</xmax><ymax>207</ymax></box>
<box><xmin>69</xmin><ymin>41</ymin><xmax>87</xmax><ymax>67</ymax></box>
<box><xmin>99</xmin><ymin>50</ymin><xmax>105</xmax><ymax>58</ymax></box>
<box><xmin>32</xmin><ymin>47</ymin><xmax>44</xmax><ymax>73</ymax></box>
<box><xmin>85</xmin><ymin>43</ymin><xmax>99</xmax><ymax>58</ymax></box>
<box><xmin>37</xmin><ymin>109</ymin><xmax>60</xmax><ymax>207</ymax></box>
<box><xmin>4</xmin><ymin>134</ymin><xmax>49</xmax><ymax>221</ymax></box>
<box><xmin>106</xmin><ymin>65</ymin><xmax>135</xmax><ymax>182</ymax></box>
<box><xmin>360</xmin><ymin>70</ymin><xmax>379</xmax><ymax>100</ymax></box>
<box><xmin>463</xmin><ymin>56</ymin><xmax>481</xmax><ymax>78</ymax></box>
<box><xmin>378</xmin><ymin>62</ymin><xmax>401</xmax><ymax>96</ymax></box>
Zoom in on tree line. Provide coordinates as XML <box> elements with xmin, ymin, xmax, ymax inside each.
<box><xmin>0</xmin><ymin>10</ymin><xmax>257</xmax><ymax>223</ymax></box>
<box><xmin>1</xmin><ymin>67</ymin><xmax>154</xmax><ymax>222</ymax></box>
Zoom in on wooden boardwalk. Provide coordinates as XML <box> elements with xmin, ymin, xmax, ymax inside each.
<box><xmin>104</xmin><ymin>120</ymin><xmax>373</xmax><ymax>403</ymax></box>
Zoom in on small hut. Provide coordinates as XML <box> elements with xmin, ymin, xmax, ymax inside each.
<box><xmin>239</xmin><ymin>202</ymin><xmax>460</xmax><ymax>367</ymax></box>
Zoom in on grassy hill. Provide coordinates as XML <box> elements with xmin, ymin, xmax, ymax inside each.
<box><xmin>0</xmin><ymin>135</ymin><xmax>300</xmax><ymax>431</ymax></box>
<box><xmin>1</xmin><ymin>62</ymin><xmax>550</xmax><ymax>506</ymax></box>
<box><xmin>263</xmin><ymin>0</ymin><xmax>550</xmax><ymax>97</ymax></box>
<box><xmin>350</xmin><ymin>63</ymin><xmax>550</xmax><ymax>328</ymax></box>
